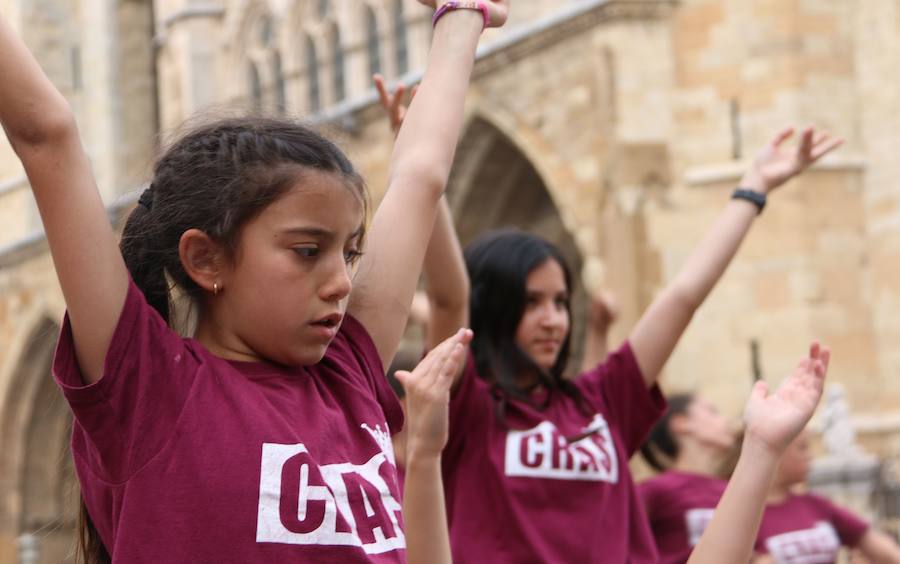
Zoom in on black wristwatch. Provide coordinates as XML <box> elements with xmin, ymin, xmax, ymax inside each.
<box><xmin>732</xmin><ymin>188</ymin><xmax>767</xmax><ymax>214</ymax></box>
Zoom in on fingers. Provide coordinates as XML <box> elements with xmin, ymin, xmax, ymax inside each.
<box><xmin>819</xmin><ymin>346</ymin><xmax>831</xmax><ymax>373</ymax></box>
<box><xmin>770</xmin><ymin>126</ymin><xmax>796</xmax><ymax>149</ymax></box>
<box><xmin>374</xmin><ymin>74</ymin><xmax>390</xmax><ymax>109</ymax></box>
<box><xmin>408</xmin><ymin>329</ymin><xmax>472</xmax><ymax>392</ymax></box>
<box><xmin>390</xmin><ymin>83</ymin><xmax>407</xmax><ymax>117</ymax></box>
<box><xmin>751</xmin><ymin>380</ymin><xmax>770</xmax><ymax>401</ymax></box>
<box><xmin>810</xmin><ymin>135</ymin><xmax>844</xmax><ymax>161</ymax></box>
<box><xmin>797</xmin><ymin>126</ymin><xmax>814</xmax><ymax>158</ymax></box>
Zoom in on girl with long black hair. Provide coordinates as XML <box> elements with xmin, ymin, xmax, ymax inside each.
<box><xmin>418</xmin><ymin>114</ymin><xmax>840</xmax><ymax>563</ymax></box>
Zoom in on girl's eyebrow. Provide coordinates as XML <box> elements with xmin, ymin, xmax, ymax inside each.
<box><xmin>282</xmin><ymin>226</ymin><xmax>364</xmax><ymax>241</ymax></box>
<box><xmin>282</xmin><ymin>226</ymin><xmax>333</xmax><ymax>238</ymax></box>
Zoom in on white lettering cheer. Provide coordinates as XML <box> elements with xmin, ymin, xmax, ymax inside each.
<box><xmin>504</xmin><ymin>414</ymin><xmax>619</xmax><ymax>482</ymax></box>
<box><xmin>685</xmin><ymin>508</ymin><xmax>715</xmax><ymax>546</ymax></box>
<box><xmin>256</xmin><ymin>442</ymin><xmax>405</xmax><ymax>554</ymax></box>
<box><xmin>765</xmin><ymin>521</ymin><xmax>840</xmax><ymax>564</ymax></box>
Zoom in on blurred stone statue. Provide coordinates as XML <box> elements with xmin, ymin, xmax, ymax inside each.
<box><xmin>820</xmin><ymin>384</ymin><xmax>864</xmax><ymax>458</ymax></box>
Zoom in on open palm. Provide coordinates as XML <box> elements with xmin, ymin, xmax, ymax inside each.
<box><xmin>743</xmin><ymin>342</ymin><xmax>830</xmax><ymax>455</ymax></box>
<box><xmin>395</xmin><ymin>328</ymin><xmax>473</xmax><ymax>458</ymax></box>
<box><xmin>745</xmin><ymin>127</ymin><xmax>843</xmax><ymax>194</ymax></box>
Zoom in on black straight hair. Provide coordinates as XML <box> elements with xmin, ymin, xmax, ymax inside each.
<box><xmin>640</xmin><ymin>393</ymin><xmax>695</xmax><ymax>471</ymax></box>
<box><xmin>464</xmin><ymin>229</ymin><xmax>587</xmax><ymax>422</ymax></box>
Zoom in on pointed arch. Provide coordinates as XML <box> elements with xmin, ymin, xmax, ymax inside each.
<box><xmin>0</xmin><ymin>315</ymin><xmax>75</xmax><ymax>562</ymax></box>
<box><xmin>447</xmin><ymin>115</ymin><xmax>589</xmax><ymax>372</ymax></box>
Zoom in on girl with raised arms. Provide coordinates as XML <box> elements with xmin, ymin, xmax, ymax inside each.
<box><xmin>752</xmin><ymin>431</ymin><xmax>900</xmax><ymax>563</ymax></box>
<box><xmin>374</xmin><ymin>77</ymin><xmax>843</xmax><ymax>562</ymax></box>
<box><xmin>638</xmin><ymin>394</ymin><xmax>736</xmax><ymax>563</ymax></box>
<box><xmin>0</xmin><ymin>1</ymin><xmax>507</xmax><ymax>562</ymax></box>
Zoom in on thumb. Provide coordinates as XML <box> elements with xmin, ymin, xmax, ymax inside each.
<box><xmin>751</xmin><ymin>380</ymin><xmax>769</xmax><ymax>401</ymax></box>
<box><xmin>394</xmin><ymin>370</ymin><xmax>412</xmax><ymax>393</ymax></box>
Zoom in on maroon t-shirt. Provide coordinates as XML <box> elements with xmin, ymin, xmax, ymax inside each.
<box><xmin>638</xmin><ymin>470</ymin><xmax>728</xmax><ymax>564</ymax></box>
<box><xmin>755</xmin><ymin>493</ymin><xmax>870</xmax><ymax>563</ymax></box>
<box><xmin>53</xmin><ymin>279</ymin><xmax>406</xmax><ymax>562</ymax></box>
<box><xmin>442</xmin><ymin>342</ymin><xmax>666</xmax><ymax>563</ymax></box>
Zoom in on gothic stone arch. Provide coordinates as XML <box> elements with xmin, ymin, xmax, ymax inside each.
<box><xmin>447</xmin><ymin>115</ymin><xmax>589</xmax><ymax>373</ymax></box>
<box><xmin>0</xmin><ymin>318</ymin><xmax>76</xmax><ymax>563</ymax></box>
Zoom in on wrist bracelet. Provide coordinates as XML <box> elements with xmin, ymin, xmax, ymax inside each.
<box><xmin>432</xmin><ymin>1</ymin><xmax>490</xmax><ymax>30</ymax></box>
<box><xmin>732</xmin><ymin>188</ymin><xmax>767</xmax><ymax>214</ymax></box>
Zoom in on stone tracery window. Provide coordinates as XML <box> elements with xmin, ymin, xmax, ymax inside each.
<box><xmin>366</xmin><ymin>6</ymin><xmax>382</xmax><ymax>77</ymax></box>
<box><xmin>305</xmin><ymin>34</ymin><xmax>321</xmax><ymax>112</ymax></box>
<box><xmin>394</xmin><ymin>0</ymin><xmax>408</xmax><ymax>76</ymax></box>
<box><xmin>331</xmin><ymin>25</ymin><xmax>346</xmax><ymax>102</ymax></box>
<box><xmin>246</xmin><ymin>13</ymin><xmax>287</xmax><ymax>113</ymax></box>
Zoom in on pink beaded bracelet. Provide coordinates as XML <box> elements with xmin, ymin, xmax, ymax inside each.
<box><xmin>432</xmin><ymin>1</ymin><xmax>490</xmax><ymax>30</ymax></box>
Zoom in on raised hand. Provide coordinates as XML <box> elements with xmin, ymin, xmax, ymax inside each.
<box><xmin>587</xmin><ymin>292</ymin><xmax>619</xmax><ymax>334</ymax></box>
<box><xmin>743</xmin><ymin>342</ymin><xmax>830</xmax><ymax>456</ymax></box>
<box><xmin>374</xmin><ymin>74</ymin><xmax>417</xmax><ymax>135</ymax></box>
<box><xmin>741</xmin><ymin>126</ymin><xmax>844</xmax><ymax>194</ymax></box>
<box><xmin>417</xmin><ymin>0</ymin><xmax>510</xmax><ymax>28</ymax></box>
<box><xmin>395</xmin><ymin>328</ymin><xmax>473</xmax><ymax>458</ymax></box>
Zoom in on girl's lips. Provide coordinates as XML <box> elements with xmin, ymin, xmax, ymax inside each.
<box><xmin>308</xmin><ymin>323</ymin><xmax>339</xmax><ymax>341</ymax></box>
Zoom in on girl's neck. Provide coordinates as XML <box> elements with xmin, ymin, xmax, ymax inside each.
<box><xmin>671</xmin><ymin>443</ymin><xmax>724</xmax><ymax>477</ymax></box>
<box><xmin>766</xmin><ymin>481</ymin><xmax>794</xmax><ymax>503</ymax></box>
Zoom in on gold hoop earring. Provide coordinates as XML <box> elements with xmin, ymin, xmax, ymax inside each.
<box><xmin>213</xmin><ymin>282</ymin><xmax>219</xmax><ymax>296</ymax></box>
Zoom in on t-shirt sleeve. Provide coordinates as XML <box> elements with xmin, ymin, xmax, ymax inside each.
<box><xmin>817</xmin><ymin>495</ymin><xmax>870</xmax><ymax>547</ymax></box>
<box><xmin>576</xmin><ymin>341</ymin><xmax>666</xmax><ymax>455</ymax></box>
<box><xmin>337</xmin><ymin>314</ymin><xmax>404</xmax><ymax>435</ymax></box>
<box><xmin>52</xmin><ymin>278</ymin><xmax>198</xmax><ymax>481</ymax></box>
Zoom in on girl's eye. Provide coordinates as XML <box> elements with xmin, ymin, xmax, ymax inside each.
<box><xmin>293</xmin><ymin>247</ymin><xmax>319</xmax><ymax>258</ymax></box>
<box><xmin>555</xmin><ymin>297</ymin><xmax>568</xmax><ymax>309</ymax></box>
<box><xmin>344</xmin><ymin>249</ymin><xmax>363</xmax><ymax>264</ymax></box>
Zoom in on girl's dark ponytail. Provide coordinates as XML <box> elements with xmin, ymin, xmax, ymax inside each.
<box><xmin>639</xmin><ymin>393</ymin><xmax>695</xmax><ymax>472</ymax></box>
<box><xmin>120</xmin><ymin>197</ymin><xmax>172</xmax><ymax>322</ymax></box>
<box><xmin>77</xmin><ymin>500</ymin><xmax>111</xmax><ymax>564</ymax></box>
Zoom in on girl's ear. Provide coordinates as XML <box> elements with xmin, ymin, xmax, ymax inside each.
<box><xmin>179</xmin><ymin>228</ymin><xmax>226</xmax><ymax>293</ymax></box>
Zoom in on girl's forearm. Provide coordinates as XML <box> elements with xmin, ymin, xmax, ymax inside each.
<box><xmin>402</xmin><ymin>453</ymin><xmax>452</xmax><ymax>564</ymax></box>
<box><xmin>423</xmin><ymin>197</ymin><xmax>470</xmax><ymax>349</ymax></box>
<box><xmin>388</xmin><ymin>10</ymin><xmax>482</xmax><ymax>194</ymax></box>
<box><xmin>630</xmin><ymin>198</ymin><xmax>758</xmax><ymax>383</ymax></box>
<box><xmin>668</xmin><ymin>199</ymin><xmax>757</xmax><ymax>309</ymax></box>
<box><xmin>688</xmin><ymin>437</ymin><xmax>779</xmax><ymax>564</ymax></box>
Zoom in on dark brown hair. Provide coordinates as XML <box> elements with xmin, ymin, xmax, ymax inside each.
<box><xmin>77</xmin><ymin>116</ymin><xmax>367</xmax><ymax>563</ymax></box>
<box><xmin>639</xmin><ymin>393</ymin><xmax>695</xmax><ymax>472</ymax></box>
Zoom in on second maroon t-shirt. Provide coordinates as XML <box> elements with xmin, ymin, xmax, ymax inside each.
<box><xmin>638</xmin><ymin>469</ymin><xmax>728</xmax><ymax>564</ymax></box>
<box><xmin>442</xmin><ymin>342</ymin><xmax>666</xmax><ymax>563</ymax></box>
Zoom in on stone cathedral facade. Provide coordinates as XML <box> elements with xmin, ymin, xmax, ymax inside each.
<box><xmin>2</xmin><ymin>0</ymin><xmax>900</xmax><ymax>560</ymax></box>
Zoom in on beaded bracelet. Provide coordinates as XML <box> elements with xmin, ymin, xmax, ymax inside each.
<box><xmin>432</xmin><ymin>1</ymin><xmax>490</xmax><ymax>30</ymax></box>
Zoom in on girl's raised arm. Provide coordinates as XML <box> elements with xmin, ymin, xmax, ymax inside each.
<box><xmin>688</xmin><ymin>342</ymin><xmax>830</xmax><ymax>564</ymax></box>
<box><xmin>0</xmin><ymin>14</ymin><xmax>128</xmax><ymax>383</ymax></box>
<box><xmin>349</xmin><ymin>1</ymin><xmax>507</xmax><ymax>369</ymax></box>
<box><xmin>628</xmin><ymin>127</ymin><xmax>842</xmax><ymax>387</ymax></box>
<box><xmin>373</xmin><ymin>76</ymin><xmax>471</xmax><ymax>356</ymax></box>
<box><xmin>395</xmin><ymin>328</ymin><xmax>472</xmax><ymax>564</ymax></box>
